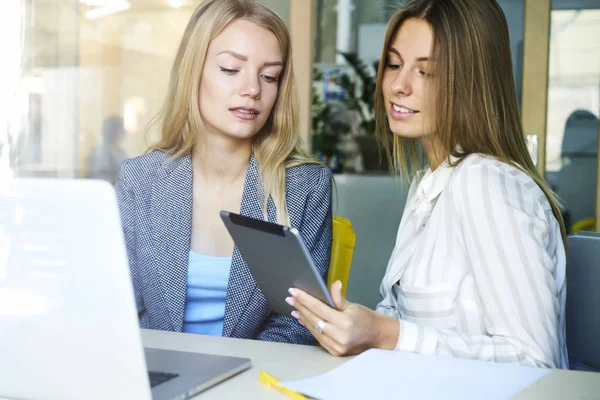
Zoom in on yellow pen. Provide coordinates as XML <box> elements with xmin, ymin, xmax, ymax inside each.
<box><xmin>258</xmin><ymin>370</ymin><xmax>308</xmax><ymax>400</ymax></box>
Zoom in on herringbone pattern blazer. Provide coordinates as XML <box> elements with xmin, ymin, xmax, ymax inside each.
<box><xmin>115</xmin><ymin>151</ymin><xmax>332</xmax><ymax>344</ymax></box>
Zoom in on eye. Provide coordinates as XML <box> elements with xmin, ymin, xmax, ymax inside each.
<box><xmin>262</xmin><ymin>74</ymin><xmax>279</xmax><ymax>83</ymax></box>
<box><xmin>219</xmin><ymin>67</ymin><xmax>238</xmax><ymax>75</ymax></box>
<box><xmin>418</xmin><ymin>70</ymin><xmax>433</xmax><ymax>78</ymax></box>
<box><xmin>386</xmin><ymin>63</ymin><xmax>401</xmax><ymax>70</ymax></box>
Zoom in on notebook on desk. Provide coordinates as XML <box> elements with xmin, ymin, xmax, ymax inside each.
<box><xmin>281</xmin><ymin>348</ymin><xmax>550</xmax><ymax>400</ymax></box>
<box><xmin>0</xmin><ymin>178</ymin><xmax>250</xmax><ymax>400</ymax></box>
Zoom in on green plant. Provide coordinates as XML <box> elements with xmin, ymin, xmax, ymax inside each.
<box><xmin>336</xmin><ymin>51</ymin><xmax>379</xmax><ymax>135</ymax></box>
<box><xmin>310</xmin><ymin>67</ymin><xmax>346</xmax><ymax>172</ymax></box>
<box><xmin>311</xmin><ymin>68</ymin><xmax>334</xmax><ymax>155</ymax></box>
<box><xmin>310</xmin><ymin>54</ymin><xmax>382</xmax><ymax>172</ymax></box>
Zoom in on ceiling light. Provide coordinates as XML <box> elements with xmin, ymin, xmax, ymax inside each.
<box><xmin>169</xmin><ymin>0</ymin><xmax>184</xmax><ymax>9</ymax></box>
<box><xmin>79</xmin><ymin>0</ymin><xmax>109</xmax><ymax>6</ymax></box>
<box><xmin>85</xmin><ymin>1</ymin><xmax>130</xmax><ymax>20</ymax></box>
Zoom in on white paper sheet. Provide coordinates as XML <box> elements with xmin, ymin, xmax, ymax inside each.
<box><xmin>281</xmin><ymin>349</ymin><xmax>550</xmax><ymax>400</ymax></box>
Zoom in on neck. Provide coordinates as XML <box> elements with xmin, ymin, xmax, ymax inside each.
<box><xmin>420</xmin><ymin>136</ymin><xmax>447</xmax><ymax>171</ymax></box>
<box><xmin>191</xmin><ymin>134</ymin><xmax>252</xmax><ymax>185</ymax></box>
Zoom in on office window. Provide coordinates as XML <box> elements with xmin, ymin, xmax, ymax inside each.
<box><xmin>545</xmin><ymin>7</ymin><xmax>600</xmax><ymax>227</ymax></box>
<box><xmin>3</xmin><ymin>0</ymin><xmax>290</xmax><ymax>183</ymax></box>
<box><xmin>310</xmin><ymin>0</ymin><xmax>524</xmax><ymax>174</ymax></box>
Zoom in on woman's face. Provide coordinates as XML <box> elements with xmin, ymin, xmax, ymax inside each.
<box><xmin>198</xmin><ymin>19</ymin><xmax>283</xmax><ymax>142</ymax></box>
<box><xmin>382</xmin><ymin>18</ymin><xmax>435</xmax><ymax>140</ymax></box>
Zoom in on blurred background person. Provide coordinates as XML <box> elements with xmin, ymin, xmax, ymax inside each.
<box><xmin>86</xmin><ymin>115</ymin><xmax>128</xmax><ymax>184</ymax></box>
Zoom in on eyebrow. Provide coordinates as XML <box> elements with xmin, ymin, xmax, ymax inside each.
<box><xmin>217</xmin><ymin>50</ymin><xmax>283</xmax><ymax>67</ymax></box>
<box><xmin>387</xmin><ymin>47</ymin><xmax>429</xmax><ymax>62</ymax></box>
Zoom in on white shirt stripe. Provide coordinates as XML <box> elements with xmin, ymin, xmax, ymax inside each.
<box><xmin>377</xmin><ymin>154</ymin><xmax>568</xmax><ymax>368</ymax></box>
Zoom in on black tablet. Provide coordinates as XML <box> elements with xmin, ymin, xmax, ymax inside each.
<box><xmin>220</xmin><ymin>211</ymin><xmax>336</xmax><ymax>316</ymax></box>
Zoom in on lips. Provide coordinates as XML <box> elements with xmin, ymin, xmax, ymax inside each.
<box><xmin>229</xmin><ymin>107</ymin><xmax>259</xmax><ymax>115</ymax></box>
<box><xmin>389</xmin><ymin>102</ymin><xmax>419</xmax><ymax>121</ymax></box>
<box><xmin>230</xmin><ymin>107</ymin><xmax>260</xmax><ymax>121</ymax></box>
<box><xmin>391</xmin><ymin>103</ymin><xmax>417</xmax><ymax>113</ymax></box>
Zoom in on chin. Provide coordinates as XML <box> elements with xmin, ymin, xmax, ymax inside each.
<box><xmin>389</xmin><ymin>124</ymin><xmax>420</xmax><ymax>139</ymax></box>
<box><xmin>222</xmin><ymin>129</ymin><xmax>259</xmax><ymax>141</ymax></box>
<box><xmin>227</xmin><ymin>121</ymin><xmax>265</xmax><ymax>139</ymax></box>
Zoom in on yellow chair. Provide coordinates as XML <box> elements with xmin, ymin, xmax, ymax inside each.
<box><xmin>327</xmin><ymin>216</ymin><xmax>356</xmax><ymax>297</ymax></box>
<box><xmin>571</xmin><ymin>218</ymin><xmax>596</xmax><ymax>233</ymax></box>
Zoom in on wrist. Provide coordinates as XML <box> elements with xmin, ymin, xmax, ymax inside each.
<box><xmin>372</xmin><ymin>313</ymin><xmax>400</xmax><ymax>350</ymax></box>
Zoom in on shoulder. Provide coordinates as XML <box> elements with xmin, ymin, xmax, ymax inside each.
<box><xmin>284</xmin><ymin>163</ymin><xmax>333</xmax><ymax>224</ymax></box>
<box><xmin>117</xmin><ymin>150</ymin><xmax>171</xmax><ymax>192</ymax></box>
<box><xmin>285</xmin><ymin>163</ymin><xmax>332</xmax><ymax>193</ymax></box>
<box><xmin>449</xmin><ymin>153</ymin><xmax>552</xmax><ymax>215</ymax></box>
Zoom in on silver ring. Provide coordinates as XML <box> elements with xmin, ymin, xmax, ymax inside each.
<box><xmin>315</xmin><ymin>319</ymin><xmax>327</xmax><ymax>334</ymax></box>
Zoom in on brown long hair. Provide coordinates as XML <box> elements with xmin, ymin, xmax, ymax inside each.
<box><xmin>374</xmin><ymin>0</ymin><xmax>567</xmax><ymax>243</ymax></box>
<box><xmin>150</xmin><ymin>0</ymin><xmax>315</xmax><ymax>226</ymax></box>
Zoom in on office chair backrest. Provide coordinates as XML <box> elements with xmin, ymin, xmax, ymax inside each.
<box><xmin>557</xmin><ymin>159</ymin><xmax>598</xmax><ymax>226</ymax></box>
<box><xmin>327</xmin><ymin>216</ymin><xmax>356</xmax><ymax>297</ymax></box>
<box><xmin>566</xmin><ymin>232</ymin><xmax>600</xmax><ymax>371</ymax></box>
<box><xmin>556</xmin><ymin>110</ymin><xmax>598</xmax><ymax>225</ymax></box>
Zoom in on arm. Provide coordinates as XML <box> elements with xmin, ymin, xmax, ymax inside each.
<box><xmin>257</xmin><ymin>167</ymin><xmax>333</xmax><ymax>344</ymax></box>
<box><xmin>115</xmin><ymin>160</ymin><xmax>149</xmax><ymax>326</ymax></box>
<box><xmin>395</xmin><ymin>163</ymin><xmax>564</xmax><ymax>368</ymax></box>
<box><xmin>376</xmin><ymin>246</ymin><xmax>404</xmax><ymax>318</ymax></box>
<box><xmin>376</xmin><ymin>287</ymin><xmax>398</xmax><ymax>318</ymax></box>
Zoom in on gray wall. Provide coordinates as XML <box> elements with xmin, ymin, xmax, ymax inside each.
<box><xmin>259</xmin><ymin>0</ymin><xmax>290</xmax><ymax>25</ymax></box>
<box><xmin>332</xmin><ymin>174</ymin><xmax>409</xmax><ymax>309</ymax></box>
<box><xmin>498</xmin><ymin>0</ymin><xmax>525</xmax><ymax>105</ymax></box>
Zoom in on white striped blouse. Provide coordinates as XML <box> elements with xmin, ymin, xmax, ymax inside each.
<box><xmin>376</xmin><ymin>153</ymin><xmax>568</xmax><ymax>368</ymax></box>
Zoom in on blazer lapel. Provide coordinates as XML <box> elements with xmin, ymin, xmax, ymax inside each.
<box><xmin>222</xmin><ymin>155</ymin><xmax>275</xmax><ymax>337</ymax></box>
<box><xmin>150</xmin><ymin>154</ymin><xmax>193</xmax><ymax>332</ymax></box>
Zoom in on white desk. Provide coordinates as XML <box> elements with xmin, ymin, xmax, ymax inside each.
<box><xmin>141</xmin><ymin>329</ymin><xmax>600</xmax><ymax>399</ymax></box>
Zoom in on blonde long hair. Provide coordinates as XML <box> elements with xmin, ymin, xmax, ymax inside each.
<box><xmin>150</xmin><ymin>0</ymin><xmax>316</xmax><ymax>226</ymax></box>
<box><xmin>374</xmin><ymin>0</ymin><xmax>567</xmax><ymax>244</ymax></box>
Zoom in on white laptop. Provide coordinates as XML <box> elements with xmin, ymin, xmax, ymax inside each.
<box><xmin>0</xmin><ymin>178</ymin><xmax>251</xmax><ymax>400</ymax></box>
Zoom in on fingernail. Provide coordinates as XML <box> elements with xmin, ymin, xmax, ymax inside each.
<box><xmin>291</xmin><ymin>311</ymin><xmax>300</xmax><ymax>319</ymax></box>
<box><xmin>285</xmin><ymin>296</ymin><xmax>295</xmax><ymax>306</ymax></box>
<box><xmin>288</xmin><ymin>288</ymin><xmax>297</xmax><ymax>296</ymax></box>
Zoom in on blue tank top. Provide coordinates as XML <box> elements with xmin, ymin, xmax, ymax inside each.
<box><xmin>182</xmin><ymin>251</ymin><xmax>232</xmax><ymax>335</ymax></box>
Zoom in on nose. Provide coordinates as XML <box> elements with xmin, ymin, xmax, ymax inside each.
<box><xmin>240</xmin><ymin>71</ymin><xmax>261</xmax><ymax>99</ymax></box>
<box><xmin>390</xmin><ymin>68</ymin><xmax>412</xmax><ymax>97</ymax></box>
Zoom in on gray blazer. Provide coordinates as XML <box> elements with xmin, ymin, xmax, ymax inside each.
<box><xmin>115</xmin><ymin>151</ymin><xmax>332</xmax><ymax>344</ymax></box>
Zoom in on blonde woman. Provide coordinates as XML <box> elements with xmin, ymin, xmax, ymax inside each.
<box><xmin>288</xmin><ymin>0</ymin><xmax>568</xmax><ymax>368</ymax></box>
<box><xmin>116</xmin><ymin>0</ymin><xmax>332</xmax><ymax>344</ymax></box>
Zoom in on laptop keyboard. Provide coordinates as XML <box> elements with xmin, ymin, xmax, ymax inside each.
<box><xmin>148</xmin><ymin>371</ymin><xmax>179</xmax><ymax>388</ymax></box>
